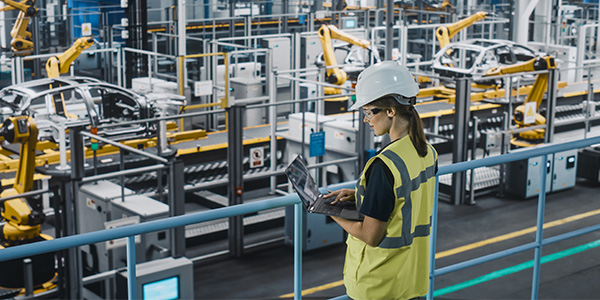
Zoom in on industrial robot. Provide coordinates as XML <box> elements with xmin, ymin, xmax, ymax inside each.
<box><xmin>485</xmin><ymin>56</ymin><xmax>557</xmax><ymax>147</ymax></box>
<box><xmin>46</xmin><ymin>37</ymin><xmax>95</xmax><ymax>78</ymax></box>
<box><xmin>0</xmin><ymin>116</ymin><xmax>56</xmax><ymax>296</ymax></box>
<box><xmin>435</xmin><ymin>11</ymin><xmax>488</xmax><ymax>52</ymax></box>
<box><xmin>0</xmin><ymin>0</ymin><xmax>37</xmax><ymax>53</ymax></box>
<box><xmin>45</xmin><ymin>37</ymin><xmax>94</xmax><ymax>119</ymax></box>
<box><xmin>317</xmin><ymin>24</ymin><xmax>378</xmax><ymax>96</ymax></box>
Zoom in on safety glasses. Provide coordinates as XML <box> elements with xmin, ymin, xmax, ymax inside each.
<box><xmin>363</xmin><ymin>108</ymin><xmax>382</xmax><ymax>120</ymax></box>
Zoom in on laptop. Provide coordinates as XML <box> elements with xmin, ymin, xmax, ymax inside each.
<box><xmin>285</xmin><ymin>155</ymin><xmax>363</xmax><ymax>221</ymax></box>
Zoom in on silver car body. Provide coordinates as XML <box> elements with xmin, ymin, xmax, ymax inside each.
<box><xmin>0</xmin><ymin>77</ymin><xmax>186</xmax><ymax>142</ymax></box>
<box><xmin>431</xmin><ymin>39</ymin><xmax>541</xmax><ymax>79</ymax></box>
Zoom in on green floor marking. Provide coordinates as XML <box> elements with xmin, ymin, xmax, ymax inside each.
<box><xmin>433</xmin><ymin>239</ymin><xmax>600</xmax><ymax>297</ymax></box>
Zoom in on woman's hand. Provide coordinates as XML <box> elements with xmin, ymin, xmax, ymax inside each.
<box><xmin>324</xmin><ymin>188</ymin><xmax>356</xmax><ymax>204</ymax></box>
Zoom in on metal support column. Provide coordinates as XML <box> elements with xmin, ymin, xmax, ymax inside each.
<box><xmin>544</xmin><ymin>68</ymin><xmax>559</xmax><ymax>144</ymax></box>
<box><xmin>169</xmin><ymin>159</ymin><xmax>186</xmax><ymax>257</ymax></box>
<box><xmin>313</xmin><ymin>0</ymin><xmax>323</xmax><ymax>12</ymax></box>
<box><xmin>229</xmin><ymin>0</ymin><xmax>236</xmax><ymax>37</ymax></box>
<box><xmin>62</xmin><ymin>126</ymin><xmax>86</xmax><ymax>299</ymax></box>
<box><xmin>125</xmin><ymin>0</ymin><xmax>148</xmax><ymax>87</ymax></box>
<box><xmin>385</xmin><ymin>0</ymin><xmax>394</xmax><ymax>60</ymax></box>
<box><xmin>451</xmin><ymin>78</ymin><xmax>471</xmax><ymax>205</ymax></box>
<box><xmin>227</xmin><ymin>105</ymin><xmax>245</xmax><ymax>258</ymax></box>
<box><xmin>282</xmin><ymin>0</ymin><xmax>289</xmax><ymax>33</ymax></box>
<box><xmin>32</xmin><ymin>16</ymin><xmax>41</xmax><ymax>79</ymax></box>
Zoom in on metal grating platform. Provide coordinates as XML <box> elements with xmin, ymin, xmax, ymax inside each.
<box><xmin>439</xmin><ymin>166</ymin><xmax>500</xmax><ymax>192</ymax></box>
<box><xmin>184</xmin><ymin>208</ymin><xmax>285</xmax><ymax>238</ymax></box>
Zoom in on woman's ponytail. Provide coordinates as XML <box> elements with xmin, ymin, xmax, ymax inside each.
<box><xmin>407</xmin><ymin>106</ymin><xmax>428</xmax><ymax>157</ymax></box>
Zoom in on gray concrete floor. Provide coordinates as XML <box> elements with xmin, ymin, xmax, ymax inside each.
<box><xmin>190</xmin><ymin>178</ymin><xmax>600</xmax><ymax>299</ymax></box>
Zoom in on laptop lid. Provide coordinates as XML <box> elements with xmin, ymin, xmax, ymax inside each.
<box><xmin>285</xmin><ymin>155</ymin><xmax>322</xmax><ymax>208</ymax></box>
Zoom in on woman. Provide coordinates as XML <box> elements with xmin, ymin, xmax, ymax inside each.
<box><xmin>324</xmin><ymin>61</ymin><xmax>438</xmax><ymax>300</ymax></box>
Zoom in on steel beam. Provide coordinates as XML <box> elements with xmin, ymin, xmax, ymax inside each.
<box><xmin>227</xmin><ymin>104</ymin><xmax>245</xmax><ymax>258</ymax></box>
<box><xmin>451</xmin><ymin>78</ymin><xmax>471</xmax><ymax>205</ymax></box>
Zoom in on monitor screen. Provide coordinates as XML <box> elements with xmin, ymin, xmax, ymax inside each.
<box><xmin>345</xmin><ymin>19</ymin><xmax>356</xmax><ymax>29</ymax></box>
<box><xmin>142</xmin><ymin>276</ymin><xmax>179</xmax><ymax>300</ymax></box>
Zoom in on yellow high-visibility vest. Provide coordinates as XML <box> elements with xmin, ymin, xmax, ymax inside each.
<box><xmin>345</xmin><ymin>135</ymin><xmax>437</xmax><ymax>300</ymax></box>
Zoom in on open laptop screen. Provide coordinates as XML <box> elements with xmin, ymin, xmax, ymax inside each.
<box><xmin>287</xmin><ymin>156</ymin><xmax>321</xmax><ymax>205</ymax></box>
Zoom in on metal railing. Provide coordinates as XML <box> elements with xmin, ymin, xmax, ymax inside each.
<box><xmin>428</xmin><ymin>135</ymin><xmax>600</xmax><ymax>300</ymax></box>
<box><xmin>1</xmin><ymin>136</ymin><xmax>600</xmax><ymax>299</ymax></box>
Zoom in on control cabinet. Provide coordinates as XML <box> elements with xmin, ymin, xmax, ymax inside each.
<box><xmin>507</xmin><ymin>155</ymin><xmax>552</xmax><ymax>199</ymax></box>
<box><xmin>77</xmin><ymin>181</ymin><xmax>170</xmax><ymax>273</ymax></box>
<box><xmin>230</xmin><ymin>77</ymin><xmax>265</xmax><ymax>127</ymax></box>
<box><xmin>284</xmin><ymin>207</ymin><xmax>345</xmax><ymax>252</ymax></box>
<box><xmin>260</xmin><ymin>37</ymin><xmax>291</xmax><ymax>87</ymax></box>
<box><xmin>551</xmin><ymin>150</ymin><xmax>578</xmax><ymax>192</ymax></box>
<box><xmin>506</xmin><ymin>150</ymin><xmax>578</xmax><ymax>199</ymax></box>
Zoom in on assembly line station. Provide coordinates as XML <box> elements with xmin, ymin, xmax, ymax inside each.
<box><xmin>0</xmin><ymin>0</ymin><xmax>599</xmax><ymax>299</ymax></box>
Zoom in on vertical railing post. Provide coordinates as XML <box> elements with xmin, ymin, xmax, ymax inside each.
<box><xmin>427</xmin><ymin>176</ymin><xmax>440</xmax><ymax>300</ymax></box>
<box><xmin>267</xmin><ymin>49</ymin><xmax>278</xmax><ymax>194</ymax></box>
<box><xmin>531</xmin><ymin>154</ymin><xmax>548</xmax><ymax>299</ymax></box>
<box><xmin>67</xmin><ymin>125</ymin><xmax>85</xmax><ymax>299</ymax></box>
<box><xmin>126</xmin><ymin>236</ymin><xmax>137</xmax><ymax>300</ymax></box>
<box><xmin>294</xmin><ymin>203</ymin><xmax>303</xmax><ymax>300</ymax></box>
<box><xmin>227</xmin><ymin>104</ymin><xmax>245</xmax><ymax>258</ymax></box>
<box><xmin>544</xmin><ymin>69</ymin><xmax>559</xmax><ymax>144</ymax></box>
<box><xmin>23</xmin><ymin>258</ymin><xmax>33</xmax><ymax>296</ymax></box>
<box><xmin>169</xmin><ymin>160</ymin><xmax>186</xmax><ymax>258</ymax></box>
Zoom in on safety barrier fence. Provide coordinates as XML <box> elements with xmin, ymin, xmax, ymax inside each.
<box><xmin>1</xmin><ymin>136</ymin><xmax>600</xmax><ymax>299</ymax></box>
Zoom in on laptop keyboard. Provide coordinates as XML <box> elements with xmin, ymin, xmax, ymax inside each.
<box><xmin>313</xmin><ymin>200</ymin><xmax>344</xmax><ymax>215</ymax></box>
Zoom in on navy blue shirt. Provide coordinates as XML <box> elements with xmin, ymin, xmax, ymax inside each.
<box><xmin>360</xmin><ymin>157</ymin><xmax>395</xmax><ymax>222</ymax></box>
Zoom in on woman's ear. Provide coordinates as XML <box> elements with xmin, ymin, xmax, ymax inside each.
<box><xmin>387</xmin><ymin>107</ymin><xmax>396</xmax><ymax>118</ymax></box>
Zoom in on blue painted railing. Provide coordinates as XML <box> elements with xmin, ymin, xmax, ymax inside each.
<box><xmin>1</xmin><ymin>136</ymin><xmax>600</xmax><ymax>299</ymax></box>
<box><xmin>428</xmin><ymin>135</ymin><xmax>600</xmax><ymax>300</ymax></box>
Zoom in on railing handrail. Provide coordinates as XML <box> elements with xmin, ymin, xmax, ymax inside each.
<box><xmin>438</xmin><ymin>135</ymin><xmax>600</xmax><ymax>175</ymax></box>
<box><xmin>0</xmin><ymin>195</ymin><xmax>297</xmax><ymax>263</ymax></box>
<box><xmin>1</xmin><ymin>136</ymin><xmax>600</xmax><ymax>299</ymax></box>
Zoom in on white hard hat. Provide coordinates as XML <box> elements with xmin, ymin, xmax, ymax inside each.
<box><xmin>350</xmin><ymin>60</ymin><xmax>419</xmax><ymax>110</ymax></box>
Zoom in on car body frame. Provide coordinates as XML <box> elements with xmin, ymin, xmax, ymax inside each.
<box><xmin>0</xmin><ymin>77</ymin><xmax>186</xmax><ymax>142</ymax></box>
<box><xmin>431</xmin><ymin>39</ymin><xmax>542</xmax><ymax>79</ymax></box>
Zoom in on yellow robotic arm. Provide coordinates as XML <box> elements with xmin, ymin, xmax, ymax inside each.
<box><xmin>46</xmin><ymin>37</ymin><xmax>95</xmax><ymax>78</ymax></box>
<box><xmin>436</xmin><ymin>11</ymin><xmax>487</xmax><ymax>50</ymax></box>
<box><xmin>0</xmin><ymin>0</ymin><xmax>37</xmax><ymax>52</ymax></box>
<box><xmin>317</xmin><ymin>24</ymin><xmax>372</xmax><ymax>95</ymax></box>
<box><xmin>0</xmin><ymin>116</ymin><xmax>44</xmax><ymax>244</ymax></box>
<box><xmin>485</xmin><ymin>56</ymin><xmax>557</xmax><ymax>145</ymax></box>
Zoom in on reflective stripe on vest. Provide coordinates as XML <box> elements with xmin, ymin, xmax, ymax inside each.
<box><xmin>377</xmin><ymin>144</ymin><xmax>437</xmax><ymax>249</ymax></box>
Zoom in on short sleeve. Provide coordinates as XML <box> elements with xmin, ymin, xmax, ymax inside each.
<box><xmin>360</xmin><ymin>158</ymin><xmax>395</xmax><ymax>222</ymax></box>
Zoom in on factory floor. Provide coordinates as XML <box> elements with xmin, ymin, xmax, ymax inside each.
<box><xmin>188</xmin><ymin>178</ymin><xmax>600</xmax><ymax>299</ymax></box>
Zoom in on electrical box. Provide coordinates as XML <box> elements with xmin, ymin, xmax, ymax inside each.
<box><xmin>552</xmin><ymin>150</ymin><xmax>578</xmax><ymax>192</ymax></box>
<box><xmin>506</xmin><ymin>155</ymin><xmax>552</xmax><ymax>199</ymax></box>
<box><xmin>77</xmin><ymin>181</ymin><xmax>170</xmax><ymax>274</ymax></box>
<box><xmin>323</xmin><ymin>119</ymin><xmax>358</xmax><ymax>156</ymax></box>
<box><xmin>300</xmin><ymin>34</ymin><xmax>322</xmax><ymax>70</ymax></box>
<box><xmin>506</xmin><ymin>149</ymin><xmax>578</xmax><ymax>199</ymax></box>
<box><xmin>299</xmin><ymin>82</ymin><xmax>317</xmax><ymax>112</ymax></box>
<box><xmin>260</xmin><ymin>37</ymin><xmax>291</xmax><ymax>87</ymax></box>
<box><xmin>288</xmin><ymin>112</ymin><xmax>335</xmax><ymax>143</ymax></box>
<box><xmin>230</xmin><ymin>77</ymin><xmax>265</xmax><ymax>127</ymax></box>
